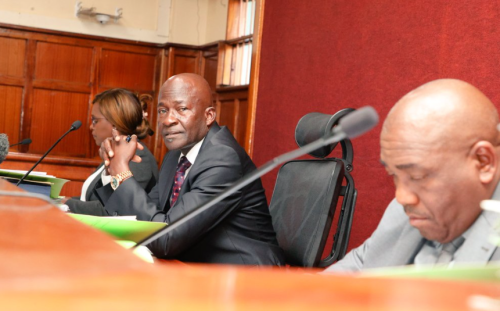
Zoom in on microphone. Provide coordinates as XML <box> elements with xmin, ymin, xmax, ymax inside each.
<box><xmin>133</xmin><ymin>106</ymin><xmax>379</xmax><ymax>248</ymax></box>
<box><xmin>16</xmin><ymin>120</ymin><xmax>82</xmax><ymax>186</ymax></box>
<box><xmin>9</xmin><ymin>138</ymin><xmax>32</xmax><ymax>147</ymax></box>
<box><xmin>70</xmin><ymin>120</ymin><xmax>82</xmax><ymax>131</ymax></box>
<box><xmin>0</xmin><ymin>134</ymin><xmax>9</xmax><ymax>164</ymax></box>
<box><xmin>335</xmin><ymin>106</ymin><xmax>379</xmax><ymax>139</ymax></box>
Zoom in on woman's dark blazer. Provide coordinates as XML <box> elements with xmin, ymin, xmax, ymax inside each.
<box><xmin>66</xmin><ymin>142</ymin><xmax>158</xmax><ymax>216</ymax></box>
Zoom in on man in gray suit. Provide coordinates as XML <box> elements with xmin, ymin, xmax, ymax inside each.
<box><xmin>324</xmin><ymin>79</ymin><xmax>500</xmax><ymax>272</ymax></box>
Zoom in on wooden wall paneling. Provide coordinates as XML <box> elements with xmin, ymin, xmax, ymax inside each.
<box><xmin>20</xmin><ymin>39</ymin><xmax>37</xmax><ymax>154</ymax></box>
<box><xmin>87</xmin><ymin>46</ymin><xmax>102</xmax><ymax>159</ymax></box>
<box><xmin>141</xmin><ymin>50</ymin><xmax>163</xmax><ymax>154</ymax></box>
<box><xmin>215</xmin><ymin>87</ymin><xmax>249</xmax><ymax>147</ymax></box>
<box><xmin>201</xmin><ymin>47</ymin><xmax>219</xmax><ymax>91</ymax></box>
<box><xmin>98</xmin><ymin>47</ymin><xmax>161</xmax><ymax>160</ymax></box>
<box><xmin>0</xmin><ymin>36</ymin><xmax>26</xmax><ymax>78</ymax></box>
<box><xmin>246</xmin><ymin>0</ymin><xmax>264</xmax><ymax>155</ymax></box>
<box><xmin>0</xmin><ymin>36</ymin><xmax>26</xmax><ymax>150</ymax></box>
<box><xmin>152</xmin><ymin>49</ymin><xmax>169</xmax><ymax>163</ymax></box>
<box><xmin>148</xmin><ymin>50</ymin><xmax>168</xmax><ymax>165</ymax></box>
<box><xmin>202</xmin><ymin>45</ymin><xmax>220</xmax><ymax>145</ymax></box>
<box><xmin>34</xmin><ymin>42</ymin><xmax>93</xmax><ymax>83</ymax></box>
<box><xmin>0</xmin><ymin>75</ymin><xmax>23</xmax><ymax>87</ymax></box>
<box><xmin>29</xmin><ymin>89</ymin><xmax>90</xmax><ymax>157</ymax></box>
<box><xmin>31</xmin><ymin>40</ymin><xmax>93</xmax><ymax>159</ymax></box>
<box><xmin>167</xmin><ymin>47</ymin><xmax>201</xmax><ymax>77</ymax></box>
<box><xmin>216</xmin><ymin>43</ymin><xmax>226</xmax><ymax>86</ymax></box>
<box><xmin>216</xmin><ymin>97</ymin><xmax>236</xmax><ymax>134</ymax></box>
<box><xmin>0</xmin><ymin>86</ymin><xmax>23</xmax><ymax>149</ymax></box>
<box><xmin>0</xmin><ymin>25</ymin><xmax>162</xmax><ymax>56</ymax></box>
<box><xmin>236</xmin><ymin>97</ymin><xmax>249</xmax><ymax>144</ymax></box>
<box><xmin>31</xmin><ymin>80</ymin><xmax>90</xmax><ymax>93</ymax></box>
<box><xmin>99</xmin><ymin>49</ymin><xmax>157</xmax><ymax>92</ymax></box>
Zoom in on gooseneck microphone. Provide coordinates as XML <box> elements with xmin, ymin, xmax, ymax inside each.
<box><xmin>0</xmin><ymin>134</ymin><xmax>9</xmax><ymax>164</ymax></box>
<box><xmin>16</xmin><ymin>121</ymin><xmax>82</xmax><ymax>186</ymax></box>
<box><xmin>134</xmin><ymin>106</ymin><xmax>379</xmax><ymax>248</ymax></box>
<box><xmin>9</xmin><ymin>138</ymin><xmax>32</xmax><ymax>147</ymax></box>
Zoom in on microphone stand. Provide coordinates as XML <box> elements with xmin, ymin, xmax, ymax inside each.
<box><xmin>134</xmin><ymin>130</ymin><xmax>348</xmax><ymax>248</ymax></box>
<box><xmin>16</xmin><ymin>125</ymin><xmax>80</xmax><ymax>186</ymax></box>
<box><xmin>9</xmin><ymin>138</ymin><xmax>32</xmax><ymax>147</ymax></box>
<box><xmin>134</xmin><ymin>106</ymin><xmax>378</xmax><ymax>248</ymax></box>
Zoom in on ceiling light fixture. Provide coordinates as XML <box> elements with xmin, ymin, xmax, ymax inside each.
<box><xmin>75</xmin><ymin>1</ymin><xmax>122</xmax><ymax>25</ymax></box>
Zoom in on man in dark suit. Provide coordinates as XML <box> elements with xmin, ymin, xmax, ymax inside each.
<box><xmin>100</xmin><ymin>73</ymin><xmax>284</xmax><ymax>266</ymax></box>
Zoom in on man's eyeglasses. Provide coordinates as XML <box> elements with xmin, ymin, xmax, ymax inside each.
<box><xmin>91</xmin><ymin>117</ymin><xmax>106</xmax><ymax>126</ymax></box>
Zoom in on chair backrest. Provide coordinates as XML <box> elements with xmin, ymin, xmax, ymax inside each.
<box><xmin>269</xmin><ymin>109</ymin><xmax>357</xmax><ymax>268</ymax></box>
<box><xmin>269</xmin><ymin>159</ymin><xmax>345</xmax><ymax>267</ymax></box>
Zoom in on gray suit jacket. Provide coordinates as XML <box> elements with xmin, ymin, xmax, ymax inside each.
<box><xmin>325</xmin><ymin>186</ymin><xmax>500</xmax><ymax>272</ymax></box>
<box><xmin>97</xmin><ymin>123</ymin><xmax>285</xmax><ymax>266</ymax></box>
<box><xmin>66</xmin><ymin>142</ymin><xmax>158</xmax><ymax>216</ymax></box>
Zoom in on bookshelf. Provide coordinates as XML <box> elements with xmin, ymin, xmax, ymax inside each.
<box><xmin>217</xmin><ymin>0</ymin><xmax>256</xmax><ymax>87</ymax></box>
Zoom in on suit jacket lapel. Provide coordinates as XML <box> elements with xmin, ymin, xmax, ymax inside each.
<box><xmin>160</xmin><ymin>150</ymin><xmax>181</xmax><ymax>210</ymax></box>
<box><xmin>454</xmin><ymin>210</ymin><xmax>499</xmax><ymax>264</ymax></box>
<box><xmin>454</xmin><ymin>182</ymin><xmax>500</xmax><ymax>263</ymax></box>
<box><xmin>391</xmin><ymin>227</ymin><xmax>425</xmax><ymax>266</ymax></box>
<box><xmin>365</xmin><ymin>224</ymin><xmax>424</xmax><ymax>269</ymax></box>
<box><xmin>177</xmin><ymin>123</ymin><xmax>221</xmax><ymax>199</ymax></box>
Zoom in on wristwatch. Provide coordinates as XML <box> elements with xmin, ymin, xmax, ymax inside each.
<box><xmin>111</xmin><ymin>170</ymin><xmax>133</xmax><ymax>190</ymax></box>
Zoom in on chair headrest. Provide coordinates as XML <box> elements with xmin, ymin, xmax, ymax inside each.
<box><xmin>295</xmin><ymin>108</ymin><xmax>355</xmax><ymax>158</ymax></box>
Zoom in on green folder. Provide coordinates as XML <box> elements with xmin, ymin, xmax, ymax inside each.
<box><xmin>69</xmin><ymin>213</ymin><xmax>167</xmax><ymax>243</ymax></box>
<box><xmin>0</xmin><ymin>169</ymin><xmax>69</xmax><ymax>199</ymax></box>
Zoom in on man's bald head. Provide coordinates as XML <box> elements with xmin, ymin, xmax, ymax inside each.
<box><xmin>161</xmin><ymin>73</ymin><xmax>213</xmax><ymax>110</ymax></box>
<box><xmin>382</xmin><ymin>79</ymin><xmax>499</xmax><ymax>151</ymax></box>
<box><xmin>380</xmin><ymin>79</ymin><xmax>500</xmax><ymax>243</ymax></box>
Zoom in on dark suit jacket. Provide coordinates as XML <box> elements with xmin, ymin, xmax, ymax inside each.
<box><xmin>99</xmin><ymin>123</ymin><xmax>284</xmax><ymax>266</ymax></box>
<box><xmin>67</xmin><ymin>142</ymin><xmax>158</xmax><ymax>216</ymax></box>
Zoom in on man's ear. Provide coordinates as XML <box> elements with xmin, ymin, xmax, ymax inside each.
<box><xmin>470</xmin><ymin>141</ymin><xmax>497</xmax><ymax>184</ymax></box>
<box><xmin>205</xmin><ymin>107</ymin><xmax>216</xmax><ymax>127</ymax></box>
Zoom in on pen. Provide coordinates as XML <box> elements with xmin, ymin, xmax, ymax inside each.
<box><xmin>126</xmin><ymin>135</ymin><xmax>132</xmax><ymax>143</ymax></box>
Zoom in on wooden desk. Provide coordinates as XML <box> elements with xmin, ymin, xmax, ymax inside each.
<box><xmin>0</xmin><ymin>179</ymin><xmax>498</xmax><ymax>311</ymax></box>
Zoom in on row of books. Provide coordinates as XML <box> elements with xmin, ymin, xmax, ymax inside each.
<box><xmin>220</xmin><ymin>41</ymin><xmax>253</xmax><ymax>86</ymax></box>
<box><xmin>234</xmin><ymin>0</ymin><xmax>255</xmax><ymax>39</ymax></box>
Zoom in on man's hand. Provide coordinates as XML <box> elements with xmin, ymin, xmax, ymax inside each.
<box><xmin>100</xmin><ymin>128</ymin><xmax>144</xmax><ymax>176</ymax></box>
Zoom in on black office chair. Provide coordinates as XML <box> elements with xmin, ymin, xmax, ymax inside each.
<box><xmin>269</xmin><ymin>109</ymin><xmax>357</xmax><ymax>268</ymax></box>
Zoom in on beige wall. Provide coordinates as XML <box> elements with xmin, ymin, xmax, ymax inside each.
<box><xmin>206</xmin><ymin>0</ymin><xmax>229</xmax><ymax>43</ymax></box>
<box><xmin>0</xmin><ymin>0</ymin><xmax>227</xmax><ymax>45</ymax></box>
<box><xmin>169</xmin><ymin>0</ymin><xmax>228</xmax><ymax>45</ymax></box>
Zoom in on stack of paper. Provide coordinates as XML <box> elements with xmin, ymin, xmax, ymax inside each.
<box><xmin>0</xmin><ymin>169</ymin><xmax>69</xmax><ymax>199</ymax></box>
<box><xmin>481</xmin><ymin>200</ymin><xmax>500</xmax><ymax>246</ymax></box>
<box><xmin>69</xmin><ymin>214</ymin><xmax>168</xmax><ymax>263</ymax></box>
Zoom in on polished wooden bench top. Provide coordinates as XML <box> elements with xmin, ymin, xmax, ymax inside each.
<box><xmin>0</xmin><ymin>179</ymin><xmax>498</xmax><ymax>311</ymax></box>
